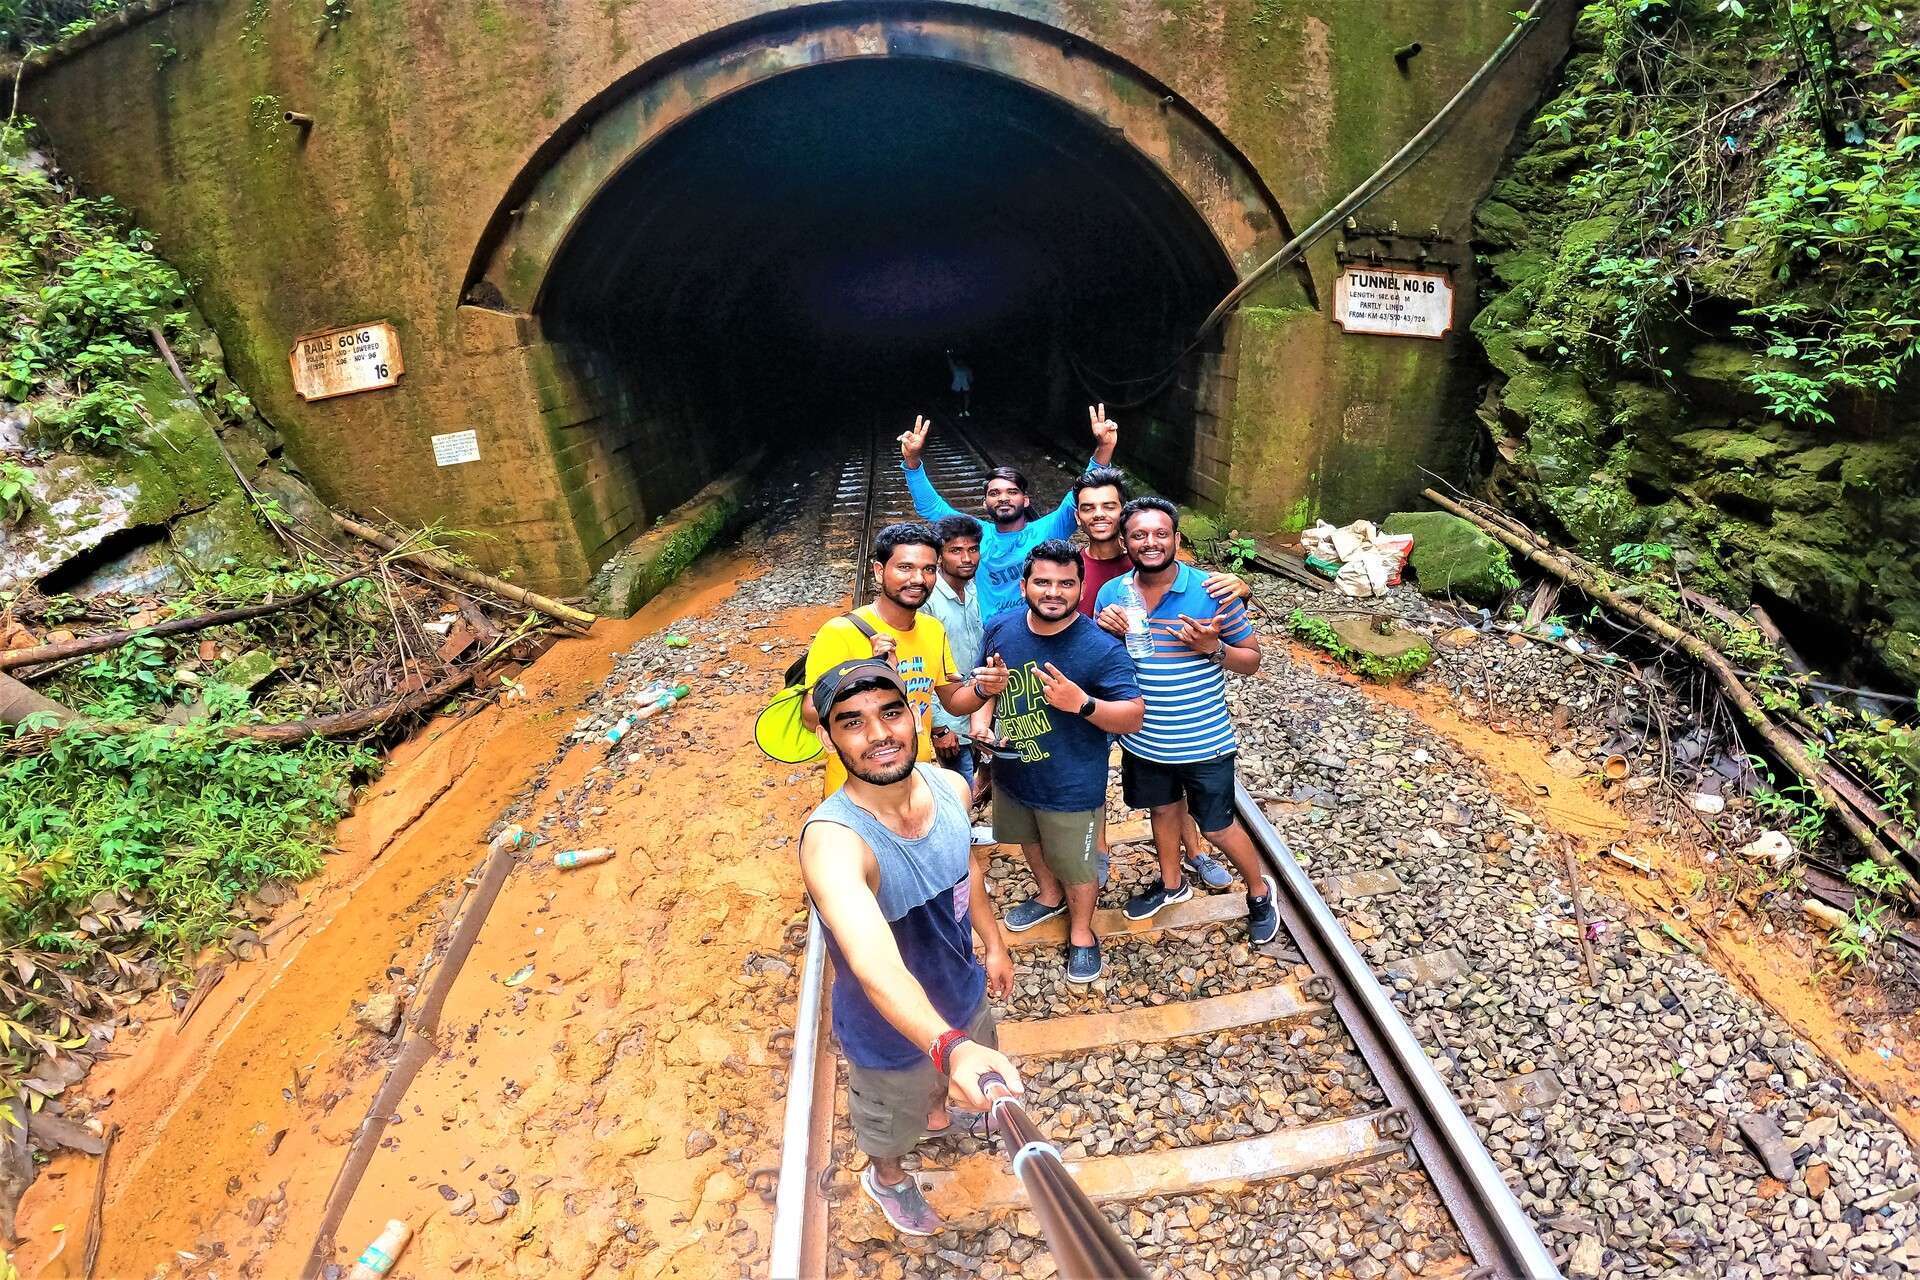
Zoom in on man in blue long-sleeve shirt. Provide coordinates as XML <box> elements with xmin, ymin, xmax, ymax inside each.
<box><xmin>897</xmin><ymin>405</ymin><xmax>1119</xmax><ymax>619</ymax></box>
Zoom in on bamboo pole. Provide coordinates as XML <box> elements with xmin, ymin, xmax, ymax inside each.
<box><xmin>330</xmin><ymin>514</ymin><xmax>596</xmax><ymax>630</ymax></box>
<box><xmin>0</xmin><ymin>568</ymin><xmax>369</xmax><ymax>672</ymax></box>
<box><xmin>1422</xmin><ymin>488</ymin><xmax>1916</xmax><ymax>897</ymax></box>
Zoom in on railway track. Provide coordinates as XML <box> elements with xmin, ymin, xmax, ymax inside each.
<box><xmin>772</xmin><ymin>423</ymin><xmax>1558</xmax><ymax>1280</ymax></box>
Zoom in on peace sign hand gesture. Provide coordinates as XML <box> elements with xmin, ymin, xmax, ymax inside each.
<box><xmin>899</xmin><ymin>415</ymin><xmax>932</xmax><ymax>469</ymax></box>
<box><xmin>1034</xmin><ymin>661</ymin><xmax>1089</xmax><ymax>714</ymax></box>
<box><xmin>1174</xmin><ymin>613</ymin><xmax>1224</xmax><ymax>657</ymax></box>
<box><xmin>1088</xmin><ymin>403</ymin><xmax>1118</xmax><ymax>455</ymax></box>
<box><xmin>971</xmin><ymin>652</ymin><xmax>1011</xmax><ymax>697</ymax></box>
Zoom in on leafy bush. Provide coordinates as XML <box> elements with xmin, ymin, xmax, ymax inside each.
<box><xmin>0</xmin><ymin>116</ymin><xmax>186</xmax><ymax>452</ymax></box>
<box><xmin>0</xmin><ymin>719</ymin><xmax>370</xmax><ymax>959</ymax></box>
<box><xmin>0</xmin><ymin>1</ymin><xmax>129</xmax><ymax>53</ymax></box>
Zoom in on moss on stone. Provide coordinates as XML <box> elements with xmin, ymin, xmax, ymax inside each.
<box><xmin>1381</xmin><ymin>510</ymin><xmax>1519</xmax><ymax>604</ymax></box>
<box><xmin>1287</xmin><ymin>609</ymin><xmax>1435</xmax><ymax>683</ymax></box>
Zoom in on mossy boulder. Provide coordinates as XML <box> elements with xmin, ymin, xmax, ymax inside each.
<box><xmin>1381</xmin><ymin>511</ymin><xmax>1519</xmax><ymax>604</ymax></box>
<box><xmin>1472</xmin><ymin>199</ymin><xmax>1530</xmax><ymax>250</ymax></box>
<box><xmin>1676</xmin><ymin>342</ymin><xmax>1798</xmax><ymax>414</ymax></box>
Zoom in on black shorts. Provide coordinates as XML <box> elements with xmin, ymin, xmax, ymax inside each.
<box><xmin>1120</xmin><ymin>750</ymin><xmax>1238</xmax><ymax>833</ymax></box>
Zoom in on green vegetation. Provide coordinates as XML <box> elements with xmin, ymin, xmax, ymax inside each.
<box><xmin>1474</xmin><ymin>1</ymin><xmax>1920</xmax><ymax>687</ymax></box>
<box><xmin>0</xmin><ymin>118</ymin><xmax>406</xmax><ymax>1111</ymax></box>
<box><xmin>0</xmin><ymin>118</ymin><xmax>190</xmax><ymax>452</ymax></box>
<box><xmin>0</xmin><ymin>0</ymin><xmax>129</xmax><ymax>52</ymax></box>
<box><xmin>1287</xmin><ymin>609</ymin><xmax>1436</xmax><ymax>682</ymax></box>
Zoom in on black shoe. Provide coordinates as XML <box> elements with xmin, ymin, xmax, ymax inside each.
<box><xmin>1247</xmin><ymin>874</ymin><xmax>1280</xmax><ymax>945</ymax></box>
<box><xmin>1123</xmin><ymin>879</ymin><xmax>1193</xmax><ymax>921</ymax></box>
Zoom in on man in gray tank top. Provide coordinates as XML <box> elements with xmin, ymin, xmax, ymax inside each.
<box><xmin>800</xmin><ymin>658</ymin><xmax>1022</xmax><ymax>1237</ymax></box>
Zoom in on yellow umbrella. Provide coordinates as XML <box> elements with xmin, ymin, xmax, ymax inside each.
<box><xmin>754</xmin><ymin>683</ymin><xmax>823</xmax><ymax>764</ymax></box>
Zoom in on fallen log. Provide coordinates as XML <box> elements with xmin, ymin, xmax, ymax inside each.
<box><xmin>0</xmin><ymin>671</ymin><xmax>80</xmax><ymax>730</ymax></box>
<box><xmin>224</xmin><ymin>663</ymin><xmax>479</xmax><ymax>743</ymax></box>
<box><xmin>1422</xmin><ymin>488</ymin><xmax>1918</xmax><ymax>898</ymax></box>
<box><xmin>0</xmin><ymin>568</ymin><xmax>369</xmax><ymax>673</ymax></box>
<box><xmin>3</xmin><ymin>660</ymin><xmax>476</xmax><ymax>744</ymax></box>
<box><xmin>331</xmin><ymin>514</ymin><xmax>597</xmax><ymax>631</ymax></box>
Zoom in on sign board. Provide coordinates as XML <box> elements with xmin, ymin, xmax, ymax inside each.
<box><xmin>290</xmin><ymin>321</ymin><xmax>404</xmax><ymax>400</ymax></box>
<box><xmin>431</xmin><ymin>429</ymin><xmax>480</xmax><ymax>467</ymax></box>
<box><xmin>1333</xmin><ymin>267</ymin><xmax>1454</xmax><ymax>340</ymax></box>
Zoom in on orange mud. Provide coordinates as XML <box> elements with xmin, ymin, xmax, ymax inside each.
<box><xmin>1349</xmin><ymin>656</ymin><xmax>1920</xmax><ymax>1144</ymax></box>
<box><xmin>11</xmin><ymin>548</ymin><xmax>836</xmax><ymax>1279</ymax></box>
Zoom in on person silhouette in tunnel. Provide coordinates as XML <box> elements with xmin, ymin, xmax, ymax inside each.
<box><xmin>944</xmin><ymin>349</ymin><xmax>973</xmax><ymax>417</ymax></box>
<box><xmin>898</xmin><ymin>404</ymin><xmax>1118</xmax><ymax>619</ymax></box>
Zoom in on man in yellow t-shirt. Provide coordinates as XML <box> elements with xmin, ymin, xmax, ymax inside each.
<box><xmin>804</xmin><ymin>523</ymin><xmax>1004</xmax><ymax>796</ymax></box>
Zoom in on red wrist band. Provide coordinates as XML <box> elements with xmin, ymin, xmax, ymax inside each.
<box><xmin>930</xmin><ymin>1028</ymin><xmax>971</xmax><ymax>1076</ymax></box>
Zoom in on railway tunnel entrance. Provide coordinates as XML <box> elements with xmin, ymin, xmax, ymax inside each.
<box><xmin>536</xmin><ymin>58</ymin><xmax>1240</xmax><ymax>539</ymax></box>
<box><xmin>466</xmin><ymin>8</ymin><xmax>1298</xmax><ymax>573</ymax></box>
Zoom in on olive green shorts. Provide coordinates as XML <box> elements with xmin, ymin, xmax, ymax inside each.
<box><xmin>992</xmin><ymin>793</ymin><xmax>1100</xmax><ymax>886</ymax></box>
<box><xmin>845</xmin><ymin>998</ymin><xmax>998</xmax><ymax>1159</ymax></box>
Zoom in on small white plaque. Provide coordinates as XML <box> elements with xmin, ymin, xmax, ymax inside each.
<box><xmin>431</xmin><ymin>429</ymin><xmax>480</xmax><ymax>467</ymax></box>
<box><xmin>1333</xmin><ymin>267</ymin><xmax>1455</xmax><ymax>340</ymax></box>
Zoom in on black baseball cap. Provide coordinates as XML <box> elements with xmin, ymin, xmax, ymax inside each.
<box><xmin>810</xmin><ymin>658</ymin><xmax>907</xmax><ymax>721</ymax></box>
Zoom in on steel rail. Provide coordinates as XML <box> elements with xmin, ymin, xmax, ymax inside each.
<box><xmin>769</xmin><ymin>416</ymin><xmax>1000</xmax><ymax>1276</ymax></box>
<box><xmin>770</xmin><ymin>424</ymin><xmax>889</xmax><ymax>1279</ymax></box>
<box><xmin>1235</xmin><ymin>782</ymin><xmax>1562</xmax><ymax>1279</ymax></box>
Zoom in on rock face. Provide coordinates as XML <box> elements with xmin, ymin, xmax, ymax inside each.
<box><xmin>1466</xmin><ymin>3</ymin><xmax>1920</xmax><ymax>688</ymax></box>
<box><xmin>0</xmin><ymin>322</ymin><xmax>326</xmax><ymax>598</ymax></box>
<box><xmin>1381</xmin><ymin>512</ymin><xmax>1516</xmax><ymax>605</ymax></box>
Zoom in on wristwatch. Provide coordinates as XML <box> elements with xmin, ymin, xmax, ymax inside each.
<box><xmin>1075</xmin><ymin>696</ymin><xmax>1097</xmax><ymax>718</ymax></box>
<box><xmin>1202</xmin><ymin>645</ymin><xmax>1226</xmax><ymax>665</ymax></box>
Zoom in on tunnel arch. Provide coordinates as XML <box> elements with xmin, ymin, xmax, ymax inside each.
<box><xmin>461</xmin><ymin>3</ymin><xmax>1308</xmax><ymax>570</ymax></box>
<box><xmin>464</xmin><ymin>5</ymin><xmax>1301</xmax><ymax>315</ymax></box>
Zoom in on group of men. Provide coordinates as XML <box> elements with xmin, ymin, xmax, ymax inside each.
<box><xmin>795</xmin><ymin>409</ymin><xmax>1276</xmax><ymax>1236</ymax></box>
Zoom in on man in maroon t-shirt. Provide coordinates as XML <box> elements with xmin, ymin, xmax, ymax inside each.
<box><xmin>1068</xmin><ymin>468</ymin><xmax>1251</xmax><ymax>891</ymax></box>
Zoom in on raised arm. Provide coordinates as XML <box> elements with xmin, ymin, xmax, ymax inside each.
<box><xmin>898</xmin><ymin>415</ymin><xmax>961</xmax><ymax>521</ymax></box>
<box><xmin>1038</xmin><ymin>404</ymin><xmax>1119</xmax><ymax>537</ymax></box>
<box><xmin>800</xmin><ymin>819</ymin><xmax>1022</xmax><ymax>1104</ymax></box>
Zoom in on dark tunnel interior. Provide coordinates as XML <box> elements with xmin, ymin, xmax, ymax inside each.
<box><xmin>539</xmin><ymin>57</ymin><xmax>1238</xmax><ymax>527</ymax></box>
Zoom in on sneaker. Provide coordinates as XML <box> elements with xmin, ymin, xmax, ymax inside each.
<box><xmin>1247</xmin><ymin>874</ymin><xmax>1280</xmax><ymax>945</ymax></box>
<box><xmin>1182</xmin><ymin>853</ymin><xmax>1233</xmax><ymax>890</ymax></box>
<box><xmin>861</xmin><ymin>1166</ymin><xmax>941</xmax><ymax>1236</ymax></box>
<box><xmin>1003</xmin><ymin>896</ymin><xmax>1066</xmax><ymax>932</ymax></box>
<box><xmin>1065</xmin><ymin>941</ymin><xmax>1103</xmax><ymax>983</ymax></box>
<box><xmin>1123</xmin><ymin>879</ymin><xmax>1192</xmax><ymax>921</ymax></box>
<box><xmin>971</xmin><ymin>824</ymin><xmax>997</xmax><ymax>847</ymax></box>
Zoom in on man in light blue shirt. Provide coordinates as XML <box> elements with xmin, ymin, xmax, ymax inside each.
<box><xmin>897</xmin><ymin>406</ymin><xmax>1118</xmax><ymax>618</ymax></box>
<box><xmin>924</xmin><ymin>514</ymin><xmax>989</xmax><ymax>795</ymax></box>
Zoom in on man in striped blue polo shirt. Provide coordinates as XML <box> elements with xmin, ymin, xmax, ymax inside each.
<box><xmin>1093</xmin><ymin>497</ymin><xmax>1279</xmax><ymax>944</ymax></box>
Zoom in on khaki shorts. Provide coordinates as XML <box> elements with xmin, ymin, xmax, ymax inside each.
<box><xmin>845</xmin><ymin>998</ymin><xmax>998</xmax><ymax>1159</ymax></box>
<box><xmin>992</xmin><ymin>794</ymin><xmax>1100</xmax><ymax>886</ymax></box>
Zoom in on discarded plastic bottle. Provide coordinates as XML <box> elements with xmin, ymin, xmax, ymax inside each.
<box><xmin>346</xmin><ymin>1219</ymin><xmax>412</xmax><ymax>1280</ymax></box>
<box><xmin>633</xmin><ymin>683</ymin><xmax>691</xmax><ymax>721</ymax></box>
<box><xmin>555</xmin><ymin>847</ymin><xmax>615</xmax><ymax>870</ymax></box>
<box><xmin>605</xmin><ymin>711</ymin><xmax>642</xmax><ymax>746</ymax></box>
<box><xmin>1122</xmin><ymin>580</ymin><xmax>1155</xmax><ymax>660</ymax></box>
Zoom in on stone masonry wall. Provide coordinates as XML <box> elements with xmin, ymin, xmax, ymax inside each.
<box><xmin>22</xmin><ymin>1</ymin><xmax>1574</xmax><ymax>593</ymax></box>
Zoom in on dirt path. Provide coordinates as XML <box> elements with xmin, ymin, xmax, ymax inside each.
<box><xmin>13</xmin><ymin>546</ymin><xmax>827</xmax><ymax>1280</ymax></box>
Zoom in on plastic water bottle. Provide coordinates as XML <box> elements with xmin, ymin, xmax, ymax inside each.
<box><xmin>1122</xmin><ymin>580</ymin><xmax>1155</xmax><ymax>660</ymax></box>
<box><xmin>604</xmin><ymin>684</ymin><xmax>690</xmax><ymax>745</ymax></box>
<box><xmin>633</xmin><ymin>683</ymin><xmax>691</xmax><ymax>721</ymax></box>
<box><xmin>555</xmin><ymin>847</ymin><xmax>615</xmax><ymax>870</ymax></box>
<box><xmin>347</xmin><ymin>1220</ymin><xmax>412</xmax><ymax>1279</ymax></box>
<box><xmin>605</xmin><ymin>710</ymin><xmax>642</xmax><ymax>746</ymax></box>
